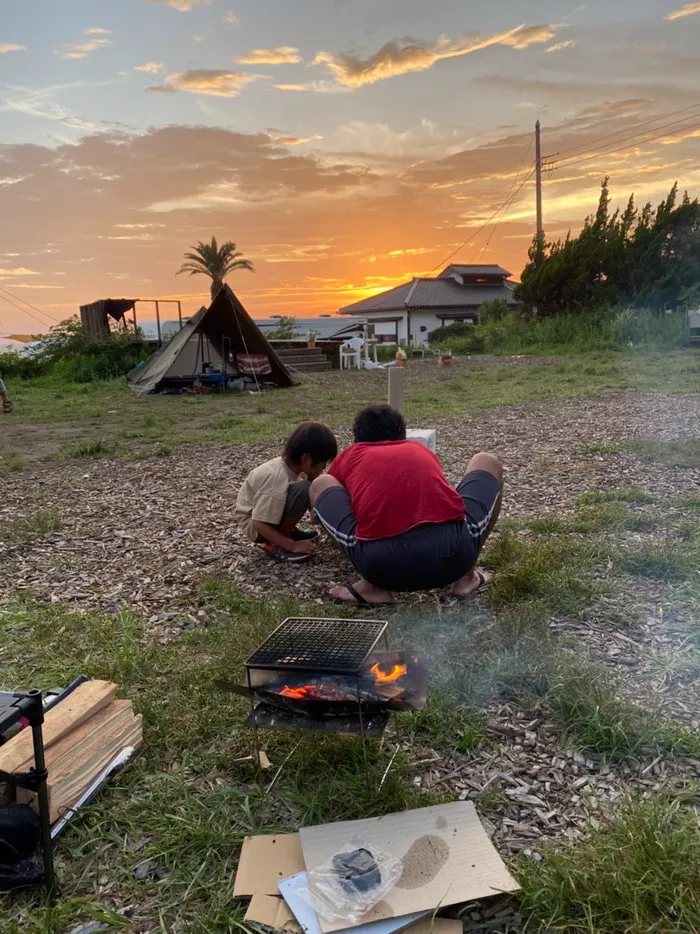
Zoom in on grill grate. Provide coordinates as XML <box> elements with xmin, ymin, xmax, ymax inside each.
<box><xmin>245</xmin><ymin>617</ymin><xmax>388</xmax><ymax>674</ymax></box>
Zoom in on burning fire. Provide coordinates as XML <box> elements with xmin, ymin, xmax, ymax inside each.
<box><xmin>280</xmin><ymin>684</ymin><xmax>317</xmax><ymax>699</ymax></box>
<box><xmin>369</xmin><ymin>662</ymin><xmax>407</xmax><ymax>683</ymax></box>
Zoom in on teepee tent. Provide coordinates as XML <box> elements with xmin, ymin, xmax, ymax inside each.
<box><xmin>127</xmin><ymin>285</ymin><xmax>294</xmax><ymax>394</ymax></box>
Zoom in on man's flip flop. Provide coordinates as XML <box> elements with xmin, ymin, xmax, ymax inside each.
<box><xmin>450</xmin><ymin>570</ymin><xmax>491</xmax><ymax>602</ymax></box>
<box><xmin>331</xmin><ymin>584</ymin><xmax>395</xmax><ymax>608</ymax></box>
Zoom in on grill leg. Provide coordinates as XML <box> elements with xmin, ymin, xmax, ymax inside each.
<box><xmin>355</xmin><ymin>674</ymin><xmax>370</xmax><ymax>783</ymax></box>
<box><xmin>247</xmin><ymin>668</ymin><xmax>263</xmax><ymax>779</ymax></box>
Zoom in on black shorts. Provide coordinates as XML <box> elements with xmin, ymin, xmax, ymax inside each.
<box><xmin>314</xmin><ymin>470</ymin><xmax>500</xmax><ymax>592</ymax></box>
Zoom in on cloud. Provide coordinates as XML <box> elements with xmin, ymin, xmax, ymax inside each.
<box><xmin>267</xmin><ymin>134</ymin><xmax>323</xmax><ymax>146</ymax></box>
<box><xmin>546</xmin><ymin>39</ymin><xmax>576</xmax><ymax>52</ymax></box>
<box><xmin>274</xmin><ymin>81</ymin><xmax>351</xmax><ymax>94</ymax></box>
<box><xmin>666</xmin><ymin>1</ymin><xmax>700</xmax><ymax>19</ymax></box>
<box><xmin>235</xmin><ymin>46</ymin><xmax>301</xmax><ymax>65</ymax></box>
<box><xmin>1</xmin><ymin>82</ymin><xmax>98</xmax><ymax>130</ymax></box>
<box><xmin>84</xmin><ymin>28</ymin><xmax>112</xmax><ymax>35</ymax></box>
<box><xmin>0</xmin><ymin>43</ymin><xmax>25</xmax><ymax>54</ymax></box>
<box><xmin>149</xmin><ymin>0</ymin><xmax>212</xmax><ymax>10</ymax></box>
<box><xmin>221</xmin><ymin>11</ymin><xmax>239</xmax><ymax>26</ymax></box>
<box><xmin>55</xmin><ymin>31</ymin><xmax>113</xmax><ymax>59</ymax></box>
<box><xmin>134</xmin><ymin>62</ymin><xmax>165</xmax><ymax>73</ymax></box>
<box><xmin>147</xmin><ymin>69</ymin><xmax>263</xmax><ymax>97</ymax></box>
<box><xmin>313</xmin><ymin>24</ymin><xmax>558</xmax><ymax>87</ymax></box>
<box><xmin>0</xmin><ymin>267</ymin><xmax>39</xmax><ymax>279</ymax></box>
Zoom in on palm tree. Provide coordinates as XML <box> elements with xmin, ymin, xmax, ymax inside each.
<box><xmin>176</xmin><ymin>237</ymin><xmax>254</xmax><ymax>300</ymax></box>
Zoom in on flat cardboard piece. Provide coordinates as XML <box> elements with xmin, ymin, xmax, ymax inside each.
<box><xmin>245</xmin><ymin>894</ymin><xmax>302</xmax><ymax>933</ymax></box>
<box><xmin>299</xmin><ymin>802</ymin><xmax>519</xmax><ymax>932</ymax></box>
<box><xmin>278</xmin><ymin>871</ymin><xmax>427</xmax><ymax>934</ymax></box>
<box><xmin>234</xmin><ymin>833</ymin><xmax>305</xmax><ymax>897</ymax></box>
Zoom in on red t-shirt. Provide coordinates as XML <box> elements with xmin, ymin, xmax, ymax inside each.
<box><xmin>328</xmin><ymin>440</ymin><xmax>465</xmax><ymax>541</ymax></box>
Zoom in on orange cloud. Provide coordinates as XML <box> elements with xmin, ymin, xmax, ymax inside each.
<box><xmin>221</xmin><ymin>10</ymin><xmax>239</xmax><ymax>26</ymax></box>
<box><xmin>148</xmin><ymin>69</ymin><xmax>263</xmax><ymax>97</ymax></box>
<box><xmin>0</xmin><ymin>43</ymin><xmax>25</xmax><ymax>53</ymax></box>
<box><xmin>149</xmin><ymin>0</ymin><xmax>212</xmax><ymax>11</ymax></box>
<box><xmin>235</xmin><ymin>46</ymin><xmax>301</xmax><ymax>65</ymax></box>
<box><xmin>134</xmin><ymin>62</ymin><xmax>165</xmax><ymax>73</ymax></box>
<box><xmin>84</xmin><ymin>27</ymin><xmax>112</xmax><ymax>35</ymax></box>
<box><xmin>267</xmin><ymin>134</ymin><xmax>323</xmax><ymax>146</ymax></box>
<box><xmin>666</xmin><ymin>1</ymin><xmax>700</xmax><ymax>19</ymax></box>
<box><xmin>55</xmin><ymin>31</ymin><xmax>112</xmax><ymax>59</ymax></box>
<box><xmin>314</xmin><ymin>24</ymin><xmax>557</xmax><ymax>87</ymax></box>
<box><xmin>546</xmin><ymin>39</ymin><xmax>576</xmax><ymax>52</ymax></box>
<box><xmin>0</xmin><ymin>267</ymin><xmax>39</xmax><ymax>278</ymax></box>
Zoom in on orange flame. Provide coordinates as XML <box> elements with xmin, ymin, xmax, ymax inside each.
<box><xmin>369</xmin><ymin>662</ymin><xmax>407</xmax><ymax>684</ymax></box>
<box><xmin>280</xmin><ymin>684</ymin><xmax>316</xmax><ymax>699</ymax></box>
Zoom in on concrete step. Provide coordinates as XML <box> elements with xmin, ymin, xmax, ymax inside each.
<box><xmin>276</xmin><ymin>347</ymin><xmax>326</xmax><ymax>357</ymax></box>
<box><xmin>285</xmin><ymin>361</ymin><xmax>332</xmax><ymax>372</ymax></box>
<box><xmin>277</xmin><ymin>354</ymin><xmax>328</xmax><ymax>365</ymax></box>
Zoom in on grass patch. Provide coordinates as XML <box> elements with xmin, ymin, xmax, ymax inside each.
<box><xmin>4</xmin><ymin>508</ymin><xmax>63</xmax><ymax>542</ymax></box>
<box><xmin>631</xmin><ymin>438</ymin><xmax>700</xmax><ymax>468</ymax></box>
<box><xmin>522</xmin><ymin>502</ymin><xmax>655</xmax><ymax>535</ymax></box>
<box><xmin>541</xmin><ymin>659</ymin><xmax>699</xmax><ymax>760</ymax></box>
<box><xmin>519</xmin><ymin>795</ymin><xmax>700</xmax><ymax>933</ymax></box>
<box><xmin>486</xmin><ymin>529</ymin><xmax>602</xmax><ymax>614</ymax></box>
<box><xmin>65</xmin><ymin>438</ymin><xmax>110</xmax><ymax>459</ymax></box>
<box><xmin>615</xmin><ymin>539</ymin><xmax>696</xmax><ymax>581</ymax></box>
<box><xmin>577</xmin><ymin>488</ymin><xmax>657</xmax><ymax>505</ymax></box>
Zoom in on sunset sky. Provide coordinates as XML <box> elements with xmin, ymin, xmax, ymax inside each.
<box><xmin>1</xmin><ymin>0</ymin><xmax>699</xmax><ymax>333</ymax></box>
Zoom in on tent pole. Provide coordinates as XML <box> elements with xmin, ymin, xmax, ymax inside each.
<box><xmin>155</xmin><ymin>301</ymin><xmax>162</xmax><ymax>345</ymax></box>
<box><xmin>177</xmin><ymin>301</ymin><xmax>183</xmax><ymax>329</ymax></box>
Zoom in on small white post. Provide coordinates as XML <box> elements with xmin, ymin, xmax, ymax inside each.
<box><xmin>388</xmin><ymin>366</ymin><xmax>405</xmax><ymax>413</ymax></box>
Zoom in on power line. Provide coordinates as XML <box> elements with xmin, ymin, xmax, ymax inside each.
<box><xmin>544</xmin><ymin>102</ymin><xmax>700</xmax><ymax>162</ymax></box>
<box><xmin>0</xmin><ymin>291</ymin><xmax>54</xmax><ymax>330</ymax></box>
<box><xmin>430</xmin><ymin>162</ymin><xmax>535</xmax><ymax>272</ymax></box>
<box><xmin>0</xmin><ymin>284</ymin><xmax>59</xmax><ymax>325</ymax></box>
<box><xmin>548</xmin><ymin>118</ymin><xmax>700</xmax><ymax>172</ymax></box>
<box><xmin>470</xmin><ymin>136</ymin><xmax>536</xmax><ymax>264</ymax></box>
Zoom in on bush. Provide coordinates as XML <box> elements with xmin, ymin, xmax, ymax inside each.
<box><xmin>0</xmin><ymin>351</ymin><xmax>48</xmax><ymax>380</ymax></box>
<box><xmin>1</xmin><ymin>318</ymin><xmax>150</xmax><ymax>384</ymax></box>
<box><xmin>437</xmin><ymin>308</ymin><xmax>687</xmax><ymax>356</ymax></box>
<box><xmin>427</xmin><ymin>321</ymin><xmax>475</xmax><ymax>345</ymax></box>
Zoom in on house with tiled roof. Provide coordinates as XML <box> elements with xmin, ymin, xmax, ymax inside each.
<box><xmin>338</xmin><ymin>264</ymin><xmax>518</xmax><ymax>346</ymax></box>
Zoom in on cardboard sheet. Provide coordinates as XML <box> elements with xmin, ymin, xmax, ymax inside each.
<box><xmin>299</xmin><ymin>802</ymin><xmax>519</xmax><ymax>932</ymax></box>
<box><xmin>278</xmin><ymin>871</ymin><xmax>427</xmax><ymax>934</ymax></box>
<box><xmin>234</xmin><ymin>833</ymin><xmax>305</xmax><ymax>897</ymax></box>
<box><xmin>245</xmin><ymin>895</ymin><xmax>303</xmax><ymax>934</ymax></box>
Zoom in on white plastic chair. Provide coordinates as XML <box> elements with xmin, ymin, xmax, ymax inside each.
<box><xmin>340</xmin><ymin>337</ymin><xmax>364</xmax><ymax>370</ymax></box>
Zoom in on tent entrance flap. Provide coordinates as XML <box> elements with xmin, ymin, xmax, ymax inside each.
<box><xmin>127</xmin><ymin>286</ymin><xmax>295</xmax><ymax>394</ymax></box>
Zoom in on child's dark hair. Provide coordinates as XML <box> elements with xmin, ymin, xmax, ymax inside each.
<box><xmin>284</xmin><ymin>422</ymin><xmax>338</xmax><ymax>464</ymax></box>
<box><xmin>353</xmin><ymin>405</ymin><xmax>406</xmax><ymax>443</ymax></box>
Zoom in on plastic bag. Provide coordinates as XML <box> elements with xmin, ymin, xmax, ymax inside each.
<box><xmin>303</xmin><ymin>844</ymin><xmax>403</xmax><ymax>925</ymax></box>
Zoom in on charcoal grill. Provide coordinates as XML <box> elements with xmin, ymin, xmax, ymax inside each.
<box><xmin>243</xmin><ymin>617</ymin><xmax>390</xmax><ymax>748</ymax></box>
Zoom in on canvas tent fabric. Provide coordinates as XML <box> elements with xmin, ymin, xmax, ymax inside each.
<box><xmin>127</xmin><ymin>285</ymin><xmax>294</xmax><ymax>394</ymax></box>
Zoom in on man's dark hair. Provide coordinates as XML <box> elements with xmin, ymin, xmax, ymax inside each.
<box><xmin>284</xmin><ymin>422</ymin><xmax>338</xmax><ymax>464</ymax></box>
<box><xmin>353</xmin><ymin>405</ymin><xmax>406</xmax><ymax>443</ymax></box>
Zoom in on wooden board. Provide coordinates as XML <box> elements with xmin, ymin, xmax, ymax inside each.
<box><xmin>16</xmin><ymin>700</ymin><xmax>143</xmax><ymax>822</ymax></box>
<box><xmin>0</xmin><ymin>681</ymin><xmax>117</xmax><ymax>775</ymax></box>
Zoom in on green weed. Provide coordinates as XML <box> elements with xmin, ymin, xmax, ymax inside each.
<box><xmin>66</xmin><ymin>438</ymin><xmax>110</xmax><ymax>459</ymax></box>
<box><xmin>4</xmin><ymin>508</ymin><xmax>63</xmax><ymax>542</ymax></box>
<box><xmin>577</xmin><ymin>488</ymin><xmax>656</xmax><ymax>505</ymax></box>
<box><xmin>519</xmin><ymin>795</ymin><xmax>700</xmax><ymax>933</ymax></box>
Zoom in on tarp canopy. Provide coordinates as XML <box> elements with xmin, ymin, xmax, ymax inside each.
<box><xmin>127</xmin><ymin>285</ymin><xmax>294</xmax><ymax>394</ymax></box>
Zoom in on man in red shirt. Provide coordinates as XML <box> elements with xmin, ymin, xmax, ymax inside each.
<box><xmin>311</xmin><ymin>405</ymin><xmax>503</xmax><ymax>606</ymax></box>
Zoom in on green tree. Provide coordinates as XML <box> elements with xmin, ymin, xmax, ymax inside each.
<box><xmin>515</xmin><ymin>180</ymin><xmax>700</xmax><ymax>315</ymax></box>
<box><xmin>176</xmin><ymin>237</ymin><xmax>254</xmax><ymax>300</ymax></box>
<box><xmin>267</xmin><ymin>316</ymin><xmax>298</xmax><ymax>339</ymax></box>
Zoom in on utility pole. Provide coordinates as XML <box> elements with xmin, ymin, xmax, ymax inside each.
<box><xmin>535</xmin><ymin>120</ymin><xmax>543</xmax><ymax>255</ymax></box>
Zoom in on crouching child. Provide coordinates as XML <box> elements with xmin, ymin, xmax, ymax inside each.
<box><xmin>235</xmin><ymin>421</ymin><xmax>337</xmax><ymax>563</ymax></box>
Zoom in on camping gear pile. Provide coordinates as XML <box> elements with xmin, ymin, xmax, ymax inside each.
<box><xmin>234</xmin><ymin>801</ymin><xmax>518</xmax><ymax>934</ymax></box>
<box><xmin>0</xmin><ymin>680</ymin><xmax>142</xmax><ymax>890</ymax></box>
